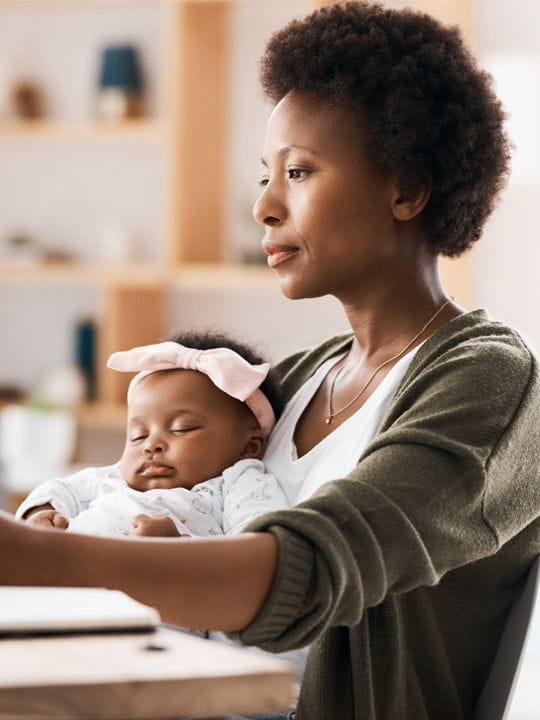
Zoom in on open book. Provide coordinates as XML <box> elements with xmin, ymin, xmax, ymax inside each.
<box><xmin>0</xmin><ymin>587</ymin><xmax>160</xmax><ymax>635</ymax></box>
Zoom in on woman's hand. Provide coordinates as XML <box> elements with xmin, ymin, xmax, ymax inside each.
<box><xmin>26</xmin><ymin>509</ymin><xmax>69</xmax><ymax>530</ymax></box>
<box><xmin>130</xmin><ymin>514</ymin><xmax>187</xmax><ymax>538</ymax></box>
<box><xmin>0</xmin><ymin>508</ymin><xmax>278</xmax><ymax>632</ymax></box>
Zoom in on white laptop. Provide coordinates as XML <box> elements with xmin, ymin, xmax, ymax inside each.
<box><xmin>0</xmin><ymin>587</ymin><xmax>160</xmax><ymax>635</ymax></box>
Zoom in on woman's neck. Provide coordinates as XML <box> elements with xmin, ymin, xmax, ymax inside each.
<box><xmin>339</xmin><ymin>253</ymin><xmax>461</xmax><ymax>362</ymax></box>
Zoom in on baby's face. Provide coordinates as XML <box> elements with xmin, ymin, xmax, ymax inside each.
<box><xmin>119</xmin><ymin>369</ymin><xmax>264</xmax><ymax>491</ymax></box>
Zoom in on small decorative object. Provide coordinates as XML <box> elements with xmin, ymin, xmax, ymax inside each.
<box><xmin>74</xmin><ymin>318</ymin><xmax>97</xmax><ymax>402</ymax></box>
<box><xmin>1</xmin><ymin>232</ymin><xmax>42</xmax><ymax>265</ymax></box>
<box><xmin>0</xmin><ymin>384</ymin><xmax>24</xmax><ymax>403</ymax></box>
<box><xmin>97</xmin><ymin>44</ymin><xmax>145</xmax><ymax>121</ymax></box>
<box><xmin>42</xmin><ymin>247</ymin><xmax>75</xmax><ymax>264</ymax></box>
<box><xmin>0</xmin><ymin>404</ymin><xmax>77</xmax><ymax>492</ymax></box>
<box><xmin>32</xmin><ymin>363</ymin><xmax>86</xmax><ymax>409</ymax></box>
<box><xmin>10</xmin><ymin>80</ymin><xmax>45</xmax><ymax>119</ymax></box>
<box><xmin>98</xmin><ymin>225</ymin><xmax>137</xmax><ymax>263</ymax></box>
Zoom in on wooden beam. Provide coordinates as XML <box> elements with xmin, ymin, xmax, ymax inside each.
<box><xmin>174</xmin><ymin>1</ymin><xmax>231</xmax><ymax>264</ymax></box>
<box><xmin>97</xmin><ymin>285</ymin><xmax>166</xmax><ymax>404</ymax></box>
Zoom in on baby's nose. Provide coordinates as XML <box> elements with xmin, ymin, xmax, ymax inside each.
<box><xmin>143</xmin><ymin>435</ymin><xmax>166</xmax><ymax>453</ymax></box>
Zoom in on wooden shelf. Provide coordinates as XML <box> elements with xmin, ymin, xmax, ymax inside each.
<box><xmin>0</xmin><ymin>262</ymin><xmax>166</xmax><ymax>287</ymax></box>
<box><xmin>0</xmin><ymin>119</ymin><xmax>167</xmax><ymax>143</ymax></box>
<box><xmin>0</xmin><ymin>262</ymin><xmax>275</xmax><ymax>288</ymax></box>
<box><xmin>0</xmin><ymin>401</ymin><xmax>126</xmax><ymax>433</ymax></box>
<box><xmin>170</xmin><ymin>263</ymin><xmax>275</xmax><ymax>289</ymax></box>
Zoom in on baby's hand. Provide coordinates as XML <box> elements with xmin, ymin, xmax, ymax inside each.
<box><xmin>130</xmin><ymin>514</ymin><xmax>188</xmax><ymax>538</ymax></box>
<box><xmin>26</xmin><ymin>509</ymin><xmax>69</xmax><ymax>530</ymax></box>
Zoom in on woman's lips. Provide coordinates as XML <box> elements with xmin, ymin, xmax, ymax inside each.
<box><xmin>262</xmin><ymin>242</ymin><xmax>300</xmax><ymax>268</ymax></box>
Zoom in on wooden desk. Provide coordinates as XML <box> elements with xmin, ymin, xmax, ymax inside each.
<box><xmin>0</xmin><ymin>626</ymin><xmax>294</xmax><ymax>719</ymax></box>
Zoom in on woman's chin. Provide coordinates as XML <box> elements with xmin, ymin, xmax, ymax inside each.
<box><xmin>277</xmin><ymin>275</ymin><xmax>327</xmax><ymax>301</ymax></box>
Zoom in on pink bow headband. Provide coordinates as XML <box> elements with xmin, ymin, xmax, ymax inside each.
<box><xmin>107</xmin><ymin>341</ymin><xmax>276</xmax><ymax>437</ymax></box>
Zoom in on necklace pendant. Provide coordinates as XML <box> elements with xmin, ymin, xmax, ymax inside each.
<box><xmin>325</xmin><ymin>416</ymin><xmax>332</xmax><ymax>425</ymax></box>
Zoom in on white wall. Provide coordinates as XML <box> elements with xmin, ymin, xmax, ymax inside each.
<box><xmin>471</xmin><ymin>0</ymin><xmax>540</xmax><ymax>351</ymax></box>
<box><xmin>169</xmin><ymin>286</ymin><xmax>350</xmax><ymax>364</ymax></box>
<box><xmin>224</xmin><ymin>0</ymin><xmax>311</xmax><ymax>263</ymax></box>
<box><xmin>0</xmin><ymin>144</ymin><xmax>166</xmax><ymax>264</ymax></box>
<box><xmin>0</xmin><ymin>284</ymin><xmax>98</xmax><ymax>388</ymax></box>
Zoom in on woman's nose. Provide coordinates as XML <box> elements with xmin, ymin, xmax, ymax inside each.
<box><xmin>253</xmin><ymin>181</ymin><xmax>287</xmax><ymax>227</ymax></box>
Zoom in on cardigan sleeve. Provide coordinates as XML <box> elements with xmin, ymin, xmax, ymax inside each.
<box><xmin>229</xmin><ymin>336</ymin><xmax>540</xmax><ymax>651</ymax></box>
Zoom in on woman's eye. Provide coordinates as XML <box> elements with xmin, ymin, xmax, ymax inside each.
<box><xmin>258</xmin><ymin>177</ymin><xmax>269</xmax><ymax>187</ymax></box>
<box><xmin>288</xmin><ymin>167</ymin><xmax>309</xmax><ymax>181</ymax></box>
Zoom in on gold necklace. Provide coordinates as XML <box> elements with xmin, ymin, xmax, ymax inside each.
<box><xmin>325</xmin><ymin>298</ymin><xmax>453</xmax><ymax>425</ymax></box>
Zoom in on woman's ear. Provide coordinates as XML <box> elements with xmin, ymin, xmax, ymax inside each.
<box><xmin>391</xmin><ymin>174</ymin><xmax>432</xmax><ymax>221</ymax></box>
<box><xmin>240</xmin><ymin>429</ymin><xmax>266</xmax><ymax>460</ymax></box>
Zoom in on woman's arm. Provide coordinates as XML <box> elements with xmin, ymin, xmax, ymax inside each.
<box><xmin>231</xmin><ymin>335</ymin><xmax>540</xmax><ymax>651</ymax></box>
<box><xmin>0</xmin><ymin>511</ymin><xmax>278</xmax><ymax>632</ymax></box>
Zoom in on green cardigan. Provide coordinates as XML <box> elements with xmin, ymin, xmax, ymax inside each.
<box><xmin>232</xmin><ymin>309</ymin><xmax>540</xmax><ymax>720</ymax></box>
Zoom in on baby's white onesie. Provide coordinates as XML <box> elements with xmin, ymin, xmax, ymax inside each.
<box><xmin>16</xmin><ymin>459</ymin><xmax>287</xmax><ymax>537</ymax></box>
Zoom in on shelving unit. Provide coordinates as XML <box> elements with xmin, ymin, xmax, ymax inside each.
<box><xmin>0</xmin><ymin>119</ymin><xmax>166</xmax><ymax>143</ymax></box>
<box><xmin>0</xmin><ymin>0</ymin><xmax>249</xmax><ymax>427</ymax></box>
<box><xmin>0</xmin><ymin>0</ymin><xmax>473</xmax><ymax>441</ymax></box>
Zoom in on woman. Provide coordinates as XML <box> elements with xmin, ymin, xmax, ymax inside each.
<box><xmin>1</xmin><ymin>3</ymin><xmax>539</xmax><ymax>719</ymax></box>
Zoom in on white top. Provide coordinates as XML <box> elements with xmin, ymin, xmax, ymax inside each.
<box><xmin>212</xmin><ymin>343</ymin><xmax>424</xmax><ymax>702</ymax></box>
<box><xmin>264</xmin><ymin>343</ymin><xmax>423</xmax><ymax>506</ymax></box>
<box><xmin>15</xmin><ymin>459</ymin><xmax>288</xmax><ymax>538</ymax></box>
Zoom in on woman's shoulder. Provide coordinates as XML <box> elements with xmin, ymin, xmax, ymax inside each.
<box><xmin>411</xmin><ymin>308</ymin><xmax>536</xmax><ymax>380</ymax></box>
<box><xmin>389</xmin><ymin>309</ymin><xmax>538</xmax><ymax>434</ymax></box>
<box><xmin>274</xmin><ymin>309</ymin><xmax>536</xmax><ymax>404</ymax></box>
<box><xmin>367</xmin><ymin>310</ymin><xmax>538</xmax><ymax>492</ymax></box>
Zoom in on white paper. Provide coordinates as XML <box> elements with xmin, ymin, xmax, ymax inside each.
<box><xmin>0</xmin><ymin>587</ymin><xmax>160</xmax><ymax>634</ymax></box>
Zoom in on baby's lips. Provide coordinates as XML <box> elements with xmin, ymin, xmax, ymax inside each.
<box><xmin>139</xmin><ymin>462</ymin><xmax>175</xmax><ymax>478</ymax></box>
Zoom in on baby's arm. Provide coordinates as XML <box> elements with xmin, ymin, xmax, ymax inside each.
<box><xmin>222</xmin><ymin>459</ymin><xmax>289</xmax><ymax>535</ymax></box>
<box><xmin>140</xmin><ymin>479</ymin><xmax>224</xmax><ymax>538</ymax></box>
<box><xmin>15</xmin><ymin>466</ymin><xmax>115</xmax><ymax>528</ymax></box>
<box><xmin>24</xmin><ymin>504</ymin><xmax>69</xmax><ymax>530</ymax></box>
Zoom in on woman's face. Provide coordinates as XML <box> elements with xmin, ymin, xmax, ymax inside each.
<box><xmin>254</xmin><ymin>91</ymin><xmax>402</xmax><ymax>302</ymax></box>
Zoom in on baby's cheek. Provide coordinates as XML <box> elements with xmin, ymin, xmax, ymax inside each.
<box><xmin>118</xmin><ymin>446</ymin><xmax>135</xmax><ymax>482</ymax></box>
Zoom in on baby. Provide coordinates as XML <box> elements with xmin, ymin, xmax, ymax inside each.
<box><xmin>17</xmin><ymin>331</ymin><xmax>287</xmax><ymax>538</ymax></box>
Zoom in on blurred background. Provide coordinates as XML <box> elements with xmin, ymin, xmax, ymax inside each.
<box><xmin>0</xmin><ymin>0</ymin><xmax>538</xmax><ymax>503</ymax></box>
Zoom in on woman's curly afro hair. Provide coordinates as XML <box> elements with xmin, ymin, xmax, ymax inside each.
<box><xmin>260</xmin><ymin>1</ymin><xmax>511</xmax><ymax>257</ymax></box>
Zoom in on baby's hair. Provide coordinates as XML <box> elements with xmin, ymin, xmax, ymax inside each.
<box><xmin>167</xmin><ymin>329</ymin><xmax>283</xmax><ymax>420</ymax></box>
<box><xmin>260</xmin><ymin>1</ymin><xmax>511</xmax><ymax>257</ymax></box>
